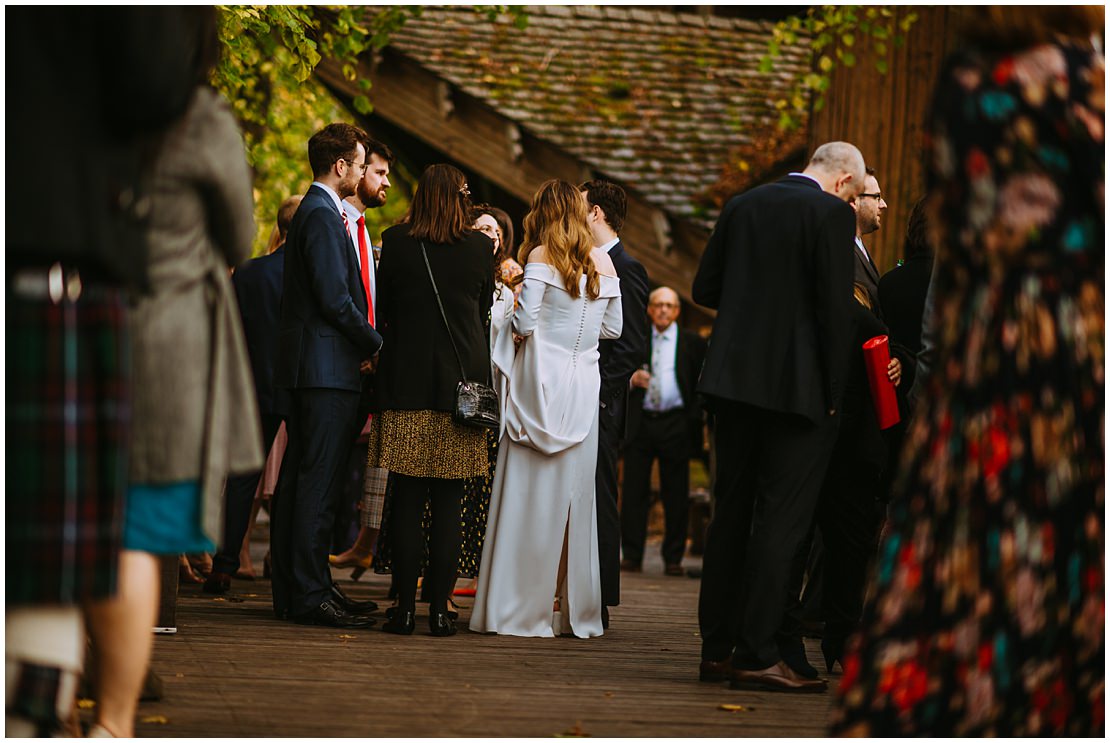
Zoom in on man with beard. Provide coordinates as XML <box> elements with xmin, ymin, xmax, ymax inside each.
<box><xmin>271</xmin><ymin>123</ymin><xmax>383</xmax><ymax>628</ymax></box>
<box><xmin>852</xmin><ymin>168</ymin><xmax>887</xmax><ymax>312</ymax></box>
<box><xmin>329</xmin><ymin>137</ymin><xmax>394</xmax><ymax>575</ymax></box>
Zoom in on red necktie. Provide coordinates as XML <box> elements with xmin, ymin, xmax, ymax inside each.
<box><xmin>356</xmin><ymin>216</ymin><xmax>374</xmax><ymax>326</ymax></box>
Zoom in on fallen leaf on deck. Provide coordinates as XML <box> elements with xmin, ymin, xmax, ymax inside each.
<box><xmin>243</xmin><ymin>594</ymin><xmax>260</xmax><ymax>598</ymax></box>
<box><xmin>718</xmin><ymin>704</ymin><xmax>749</xmax><ymax>712</ymax></box>
<box><xmin>603</xmin><ymin>691</ymin><xmax>615</xmax><ymax>698</ymax></box>
<box><xmin>175</xmin><ymin>673</ymin><xmax>185</xmax><ymax>678</ymax></box>
<box><xmin>210</xmin><ymin>597</ymin><xmax>225</xmax><ymax>602</ymax></box>
<box><xmin>338</xmin><ymin>634</ymin><xmax>356</xmax><ymax>639</ymax></box>
<box><xmin>555</xmin><ymin>721</ymin><xmax>590</xmax><ymax>737</ymax></box>
<box><xmin>77</xmin><ymin>699</ymin><xmax>96</xmax><ymax>710</ymax></box>
<box><xmin>140</xmin><ymin>715</ymin><xmax>169</xmax><ymax>724</ymax></box>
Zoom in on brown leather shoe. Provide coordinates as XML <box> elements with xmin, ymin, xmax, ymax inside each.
<box><xmin>699</xmin><ymin>659</ymin><xmax>731</xmax><ymax>682</ymax></box>
<box><xmin>729</xmin><ymin>661</ymin><xmax>828</xmax><ymax>693</ymax></box>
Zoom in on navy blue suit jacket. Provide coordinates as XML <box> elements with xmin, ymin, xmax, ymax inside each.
<box><xmin>274</xmin><ymin>185</ymin><xmax>382</xmax><ymax>393</ymax></box>
<box><xmin>233</xmin><ymin>246</ymin><xmax>285</xmax><ymax>416</ymax></box>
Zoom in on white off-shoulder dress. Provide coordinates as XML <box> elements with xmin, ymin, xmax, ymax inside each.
<box><xmin>470</xmin><ymin>262</ymin><xmax>622</xmax><ymax>638</ymax></box>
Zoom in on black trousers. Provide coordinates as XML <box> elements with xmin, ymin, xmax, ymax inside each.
<box><xmin>595</xmin><ymin>392</ymin><xmax>626</xmax><ymax>607</ymax></box>
<box><xmin>697</xmin><ymin>400</ymin><xmax>837</xmax><ymax>667</ymax></box>
<box><xmin>389</xmin><ymin>473</ymin><xmax>463</xmax><ymax>613</ymax></box>
<box><xmin>212</xmin><ymin>413</ymin><xmax>283</xmax><ymax>577</ymax></box>
<box><xmin>270</xmin><ymin>388</ymin><xmax>360</xmax><ymax>618</ymax></box>
<box><xmin>816</xmin><ymin>460</ymin><xmax>885</xmax><ymax>643</ymax></box>
<box><xmin>620</xmin><ymin>409</ymin><xmax>690</xmax><ymax>567</ymax></box>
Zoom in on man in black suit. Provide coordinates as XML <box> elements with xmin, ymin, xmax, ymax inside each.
<box><xmin>271</xmin><ymin>123</ymin><xmax>383</xmax><ymax>628</ymax></box>
<box><xmin>621</xmin><ymin>286</ymin><xmax>707</xmax><ymax>576</ymax></box>
<box><xmin>853</xmin><ymin>168</ymin><xmax>887</xmax><ymax>311</ymax></box>
<box><xmin>204</xmin><ymin>196</ymin><xmax>302</xmax><ymax>595</ymax></box>
<box><xmin>693</xmin><ymin>142</ymin><xmax>865</xmax><ymax>693</ymax></box>
<box><xmin>580</xmin><ymin>179</ymin><xmax>650</xmax><ymax>628</ymax></box>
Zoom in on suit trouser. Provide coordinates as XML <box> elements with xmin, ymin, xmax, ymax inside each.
<box><xmin>595</xmin><ymin>393</ymin><xmax>626</xmax><ymax>607</ymax></box>
<box><xmin>212</xmin><ymin>413</ymin><xmax>283</xmax><ymax>577</ymax></box>
<box><xmin>697</xmin><ymin>400</ymin><xmax>837</xmax><ymax>667</ymax></box>
<box><xmin>270</xmin><ymin>388</ymin><xmax>360</xmax><ymax>618</ymax></box>
<box><xmin>620</xmin><ymin>409</ymin><xmax>691</xmax><ymax>567</ymax></box>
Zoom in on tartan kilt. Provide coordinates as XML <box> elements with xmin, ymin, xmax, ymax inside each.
<box><xmin>6</xmin><ymin>288</ymin><xmax>130</xmax><ymax>606</ymax></box>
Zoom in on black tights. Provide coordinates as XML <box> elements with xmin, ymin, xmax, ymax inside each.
<box><xmin>390</xmin><ymin>474</ymin><xmax>462</xmax><ymax>614</ymax></box>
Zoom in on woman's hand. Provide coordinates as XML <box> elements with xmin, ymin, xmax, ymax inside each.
<box><xmin>887</xmin><ymin>357</ymin><xmax>902</xmax><ymax>387</ymax></box>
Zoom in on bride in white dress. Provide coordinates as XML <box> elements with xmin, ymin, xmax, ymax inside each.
<box><xmin>470</xmin><ymin>180</ymin><xmax>622</xmax><ymax>638</ymax></box>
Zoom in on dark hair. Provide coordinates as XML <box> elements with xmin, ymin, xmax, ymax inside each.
<box><xmin>471</xmin><ymin>203</ymin><xmax>516</xmax><ymax>268</ymax></box>
<box><xmin>406</xmin><ymin>164</ymin><xmax>471</xmax><ymax>244</ymax></box>
<box><xmin>363</xmin><ymin>136</ymin><xmax>395</xmax><ymax>165</ymax></box>
<box><xmin>865</xmin><ymin>166</ymin><xmax>876</xmax><ymax>177</ymax></box>
<box><xmin>579</xmin><ymin>179</ymin><xmax>627</xmax><ymax>233</ymax></box>
<box><xmin>903</xmin><ymin>196</ymin><xmax>933</xmax><ymax>260</ymax></box>
<box><xmin>189</xmin><ymin>6</ymin><xmax>220</xmax><ymax>86</ymax></box>
<box><xmin>308</xmin><ymin>123</ymin><xmax>366</xmax><ymax>179</ymax></box>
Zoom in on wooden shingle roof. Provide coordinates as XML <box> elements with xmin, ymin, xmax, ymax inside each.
<box><xmin>381</xmin><ymin>5</ymin><xmax>810</xmax><ymax>227</ymax></box>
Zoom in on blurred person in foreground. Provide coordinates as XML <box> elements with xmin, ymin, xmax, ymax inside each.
<box><xmin>830</xmin><ymin>6</ymin><xmax>1104</xmax><ymax>735</ymax></box>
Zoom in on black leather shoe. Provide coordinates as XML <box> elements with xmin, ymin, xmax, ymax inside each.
<box><xmin>821</xmin><ymin>636</ymin><xmax>846</xmax><ymax>673</ymax></box>
<box><xmin>699</xmin><ymin>659</ymin><xmax>730</xmax><ymax>682</ymax></box>
<box><xmin>429</xmin><ymin>610</ymin><xmax>457</xmax><ymax>637</ymax></box>
<box><xmin>203</xmin><ymin>571</ymin><xmax>233</xmax><ymax>595</ymax></box>
<box><xmin>387</xmin><ymin>604</ymin><xmax>457</xmax><ymax>621</ymax></box>
<box><xmin>293</xmin><ymin>599</ymin><xmax>377</xmax><ymax>628</ymax></box>
<box><xmin>331</xmin><ymin>582</ymin><xmax>378</xmax><ymax>614</ymax></box>
<box><xmin>382</xmin><ymin>608</ymin><xmax>416</xmax><ymax>635</ymax></box>
<box><xmin>779</xmin><ymin>640</ymin><xmax>819</xmax><ymax>679</ymax></box>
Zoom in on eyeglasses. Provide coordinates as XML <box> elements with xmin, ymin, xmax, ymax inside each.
<box><xmin>858</xmin><ymin>193</ymin><xmax>883</xmax><ymax>201</ymax></box>
<box><xmin>339</xmin><ymin>158</ymin><xmax>369</xmax><ymax>174</ymax></box>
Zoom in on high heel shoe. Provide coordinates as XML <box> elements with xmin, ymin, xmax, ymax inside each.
<box><xmin>329</xmin><ymin>552</ymin><xmax>373</xmax><ymax>581</ymax></box>
<box><xmin>821</xmin><ymin>636</ymin><xmax>845</xmax><ymax>674</ymax></box>
<box><xmin>387</xmin><ymin>603</ymin><xmax>458</xmax><ymax>621</ymax></box>
<box><xmin>382</xmin><ymin>608</ymin><xmax>416</xmax><ymax>635</ymax></box>
<box><xmin>429</xmin><ymin>610</ymin><xmax>457</xmax><ymax>637</ymax></box>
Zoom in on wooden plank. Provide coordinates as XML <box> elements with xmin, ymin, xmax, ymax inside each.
<box><xmin>116</xmin><ymin>534</ymin><xmax>838</xmax><ymax>737</ymax></box>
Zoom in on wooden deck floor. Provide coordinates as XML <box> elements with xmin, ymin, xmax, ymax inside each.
<box><xmin>134</xmin><ymin>544</ymin><xmax>836</xmax><ymax>737</ymax></box>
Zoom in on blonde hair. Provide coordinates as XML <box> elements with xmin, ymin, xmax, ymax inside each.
<box><xmin>266</xmin><ymin>195</ymin><xmax>303</xmax><ymax>254</ymax></box>
<box><xmin>518</xmin><ymin>180</ymin><xmax>600</xmax><ymax>299</ymax></box>
<box><xmin>853</xmin><ymin>282</ymin><xmax>873</xmax><ymax>310</ymax></box>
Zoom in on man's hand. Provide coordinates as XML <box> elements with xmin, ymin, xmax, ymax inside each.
<box><xmin>887</xmin><ymin>357</ymin><xmax>902</xmax><ymax>387</ymax></box>
<box><xmin>630</xmin><ymin>369</ymin><xmax>652</xmax><ymax>390</ymax></box>
<box><xmin>360</xmin><ymin>354</ymin><xmax>379</xmax><ymax>375</ymax></box>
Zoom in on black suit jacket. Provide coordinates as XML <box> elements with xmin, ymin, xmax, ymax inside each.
<box><xmin>599</xmin><ymin>239</ymin><xmax>650</xmax><ymax>408</ymax></box>
<box><xmin>232</xmin><ymin>246</ymin><xmax>285</xmax><ymax>416</ymax></box>
<box><xmin>692</xmin><ymin>175</ymin><xmax>856</xmax><ymax>423</ymax></box>
<box><xmin>854</xmin><ymin>239</ymin><xmax>882</xmax><ymax>314</ymax></box>
<box><xmin>370</xmin><ymin>223</ymin><xmax>494</xmax><ymax>412</ymax></box>
<box><xmin>878</xmin><ymin>251</ymin><xmax>935</xmax><ymax>405</ymax></box>
<box><xmin>627</xmin><ymin>325</ymin><xmax>708</xmax><ymax>451</ymax></box>
<box><xmin>274</xmin><ymin>185</ymin><xmax>382</xmax><ymax>393</ymax></box>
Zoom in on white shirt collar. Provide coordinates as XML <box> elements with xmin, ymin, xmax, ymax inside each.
<box><xmin>311</xmin><ymin>181</ymin><xmax>345</xmax><ymax>215</ymax></box>
<box><xmin>654</xmin><ymin>322</ymin><xmax>677</xmax><ymax>341</ymax></box>
<box><xmin>599</xmin><ymin>237</ymin><xmax>620</xmax><ymax>253</ymax></box>
<box><xmin>342</xmin><ymin>199</ymin><xmax>363</xmax><ymax>224</ymax></box>
<box><xmin>855</xmin><ymin>236</ymin><xmax>872</xmax><ymax>262</ymax></box>
<box><xmin>788</xmin><ymin>172</ymin><xmax>824</xmax><ymax>190</ymax></box>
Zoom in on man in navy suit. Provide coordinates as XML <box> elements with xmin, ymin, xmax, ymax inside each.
<box><xmin>580</xmin><ymin>179</ymin><xmax>650</xmax><ymax>629</ymax></box>
<box><xmin>204</xmin><ymin>195</ymin><xmax>302</xmax><ymax>595</ymax></box>
<box><xmin>271</xmin><ymin>123</ymin><xmax>383</xmax><ymax>628</ymax></box>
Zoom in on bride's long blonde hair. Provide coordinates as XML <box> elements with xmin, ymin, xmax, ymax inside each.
<box><xmin>518</xmin><ymin>179</ymin><xmax>600</xmax><ymax>299</ymax></box>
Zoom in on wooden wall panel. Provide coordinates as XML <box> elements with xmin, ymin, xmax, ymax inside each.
<box><xmin>807</xmin><ymin>7</ymin><xmax>958</xmax><ymax>273</ymax></box>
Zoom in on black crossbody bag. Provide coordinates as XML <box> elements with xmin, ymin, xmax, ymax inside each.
<box><xmin>420</xmin><ymin>242</ymin><xmax>500</xmax><ymax>430</ymax></box>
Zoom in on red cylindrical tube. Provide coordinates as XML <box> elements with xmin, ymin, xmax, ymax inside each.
<box><xmin>862</xmin><ymin>335</ymin><xmax>901</xmax><ymax>430</ymax></box>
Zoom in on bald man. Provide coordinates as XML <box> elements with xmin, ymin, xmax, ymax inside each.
<box><xmin>621</xmin><ymin>287</ymin><xmax>707</xmax><ymax>577</ymax></box>
<box><xmin>692</xmin><ymin>141</ymin><xmax>864</xmax><ymax>693</ymax></box>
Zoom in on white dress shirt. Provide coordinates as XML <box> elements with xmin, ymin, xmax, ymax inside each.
<box><xmin>854</xmin><ymin>236</ymin><xmax>873</xmax><ymax>265</ymax></box>
<box><xmin>643</xmin><ymin>322</ymin><xmax>684</xmax><ymax>412</ymax></box>
<box><xmin>788</xmin><ymin>171</ymin><xmax>824</xmax><ymax>189</ymax></box>
<box><xmin>599</xmin><ymin>236</ymin><xmax>620</xmax><ymax>254</ymax></box>
<box><xmin>342</xmin><ymin>200</ymin><xmax>376</xmax><ymax>308</ymax></box>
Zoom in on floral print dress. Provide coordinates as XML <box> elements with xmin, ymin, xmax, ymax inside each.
<box><xmin>830</xmin><ymin>41</ymin><xmax>1104</xmax><ymax>736</ymax></box>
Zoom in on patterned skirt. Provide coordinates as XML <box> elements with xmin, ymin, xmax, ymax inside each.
<box><xmin>375</xmin><ymin>430</ymin><xmax>497</xmax><ymax>578</ymax></box>
<box><xmin>366</xmin><ymin>409</ymin><xmax>487</xmax><ymax>479</ymax></box>
<box><xmin>7</xmin><ymin>286</ymin><xmax>129</xmax><ymax>606</ymax></box>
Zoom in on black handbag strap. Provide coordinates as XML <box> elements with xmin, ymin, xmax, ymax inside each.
<box><xmin>420</xmin><ymin>242</ymin><xmax>469</xmax><ymax>382</ymax></box>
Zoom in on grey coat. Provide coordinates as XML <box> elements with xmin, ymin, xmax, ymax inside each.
<box><xmin>128</xmin><ymin>86</ymin><xmax>263</xmax><ymax>541</ymax></box>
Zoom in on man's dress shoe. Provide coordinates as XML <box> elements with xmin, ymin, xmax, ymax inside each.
<box><xmin>664</xmin><ymin>563</ymin><xmax>685</xmax><ymax>577</ymax></box>
<box><xmin>699</xmin><ymin>659</ymin><xmax>731</xmax><ymax>682</ymax></box>
<box><xmin>331</xmin><ymin>582</ymin><xmax>378</xmax><ymax>614</ymax></box>
<box><xmin>779</xmin><ymin>640</ymin><xmax>820</xmax><ymax>679</ymax></box>
<box><xmin>202</xmin><ymin>571</ymin><xmax>233</xmax><ymax>595</ymax></box>
<box><xmin>293</xmin><ymin>599</ymin><xmax>377</xmax><ymax>628</ymax></box>
<box><xmin>729</xmin><ymin>661</ymin><xmax>828</xmax><ymax>693</ymax></box>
